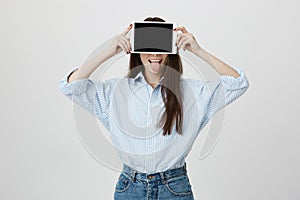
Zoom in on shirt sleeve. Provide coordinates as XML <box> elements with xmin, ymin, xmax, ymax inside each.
<box><xmin>195</xmin><ymin>66</ymin><xmax>250</xmax><ymax>128</ymax></box>
<box><xmin>58</xmin><ymin>67</ymin><xmax>118</xmax><ymax>125</ymax></box>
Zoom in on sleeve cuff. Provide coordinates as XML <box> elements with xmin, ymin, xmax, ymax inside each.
<box><xmin>219</xmin><ymin>66</ymin><xmax>249</xmax><ymax>90</ymax></box>
<box><xmin>58</xmin><ymin>67</ymin><xmax>90</xmax><ymax>95</ymax></box>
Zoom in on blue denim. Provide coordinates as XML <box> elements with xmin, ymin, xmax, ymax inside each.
<box><xmin>114</xmin><ymin>163</ymin><xmax>195</xmax><ymax>199</ymax></box>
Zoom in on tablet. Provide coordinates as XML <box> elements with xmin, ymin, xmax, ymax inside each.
<box><xmin>129</xmin><ymin>21</ymin><xmax>178</xmax><ymax>54</ymax></box>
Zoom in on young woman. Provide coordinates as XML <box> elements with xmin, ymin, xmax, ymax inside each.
<box><xmin>59</xmin><ymin>17</ymin><xmax>249</xmax><ymax>199</ymax></box>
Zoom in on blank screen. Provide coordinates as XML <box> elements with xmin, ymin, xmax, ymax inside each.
<box><xmin>134</xmin><ymin>23</ymin><xmax>173</xmax><ymax>53</ymax></box>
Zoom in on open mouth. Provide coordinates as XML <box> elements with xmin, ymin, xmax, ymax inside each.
<box><xmin>148</xmin><ymin>59</ymin><xmax>162</xmax><ymax>64</ymax></box>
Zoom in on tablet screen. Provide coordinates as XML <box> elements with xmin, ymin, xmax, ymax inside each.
<box><xmin>134</xmin><ymin>22</ymin><xmax>173</xmax><ymax>53</ymax></box>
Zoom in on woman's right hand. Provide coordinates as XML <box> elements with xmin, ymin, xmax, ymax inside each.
<box><xmin>109</xmin><ymin>24</ymin><xmax>132</xmax><ymax>55</ymax></box>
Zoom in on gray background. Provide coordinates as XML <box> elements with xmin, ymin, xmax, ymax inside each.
<box><xmin>1</xmin><ymin>0</ymin><xmax>299</xmax><ymax>199</ymax></box>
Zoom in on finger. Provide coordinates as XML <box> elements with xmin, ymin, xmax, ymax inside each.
<box><xmin>176</xmin><ymin>33</ymin><xmax>183</xmax><ymax>46</ymax></box>
<box><xmin>119</xmin><ymin>37</ymin><xmax>131</xmax><ymax>52</ymax></box>
<box><xmin>178</xmin><ymin>37</ymin><xmax>189</xmax><ymax>49</ymax></box>
<box><xmin>122</xmin><ymin>24</ymin><xmax>132</xmax><ymax>36</ymax></box>
<box><xmin>174</xmin><ymin>26</ymin><xmax>188</xmax><ymax>33</ymax></box>
<box><xmin>180</xmin><ymin>40</ymin><xmax>189</xmax><ymax>50</ymax></box>
<box><xmin>117</xmin><ymin>38</ymin><xmax>129</xmax><ymax>53</ymax></box>
<box><xmin>179</xmin><ymin>42</ymin><xmax>187</xmax><ymax>51</ymax></box>
<box><xmin>124</xmin><ymin>37</ymin><xmax>131</xmax><ymax>50</ymax></box>
<box><xmin>118</xmin><ymin>38</ymin><xmax>130</xmax><ymax>53</ymax></box>
<box><xmin>177</xmin><ymin>34</ymin><xmax>189</xmax><ymax>47</ymax></box>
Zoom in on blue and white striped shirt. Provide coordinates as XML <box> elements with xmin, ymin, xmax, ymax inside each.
<box><xmin>58</xmin><ymin>66</ymin><xmax>249</xmax><ymax>173</ymax></box>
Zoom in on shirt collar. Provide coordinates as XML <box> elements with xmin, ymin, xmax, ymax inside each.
<box><xmin>133</xmin><ymin>71</ymin><xmax>145</xmax><ymax>82</ymax></box>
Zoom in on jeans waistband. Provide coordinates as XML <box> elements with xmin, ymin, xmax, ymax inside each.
<box><xmin>121</xmin><ymin>163</ymin><xmax>187</xmax><ymax>184</ymax></box>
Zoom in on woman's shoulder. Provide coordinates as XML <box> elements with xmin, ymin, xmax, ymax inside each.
<box><xmin>180</xmin><ymin>77</ymin><xmax>207</xmax><ymax>87</ymax></box>
<box><xmin>178</xmin><ymin>78</ymin><xmax>209</xmax><ymax>96</ymax></box>
<box><xmin>101</xmin><ymin>76</ymin><xmax>140</xmax><ymax>90</ymax></box>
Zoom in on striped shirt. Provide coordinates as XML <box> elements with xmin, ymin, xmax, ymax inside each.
<box><xmin>58</xmin><ymin>66</ymin><xmax>249</xmax><ymax>173</ymax></box>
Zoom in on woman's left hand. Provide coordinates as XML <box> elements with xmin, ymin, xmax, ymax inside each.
<box><xmin>174</xmin><ymin>26</ymin><xmax>202</xmax><ymax>54</ymax></box>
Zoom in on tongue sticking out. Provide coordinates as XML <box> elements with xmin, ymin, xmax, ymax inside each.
<box><xmin>150</xmin><ymin>62</ymin><xmax>160</xmax><ymax>72</ymax></box>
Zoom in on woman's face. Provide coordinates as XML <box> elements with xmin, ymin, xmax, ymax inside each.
<box><xmin>139</xmin><ymin>54</ymin><xmax>168</xmax><ymax>75</ymax></box>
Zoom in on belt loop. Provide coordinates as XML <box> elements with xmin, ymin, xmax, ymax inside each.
<box><xmin>184</xmin><ymin>162</ymin><xmax>187</xmax><ymax>172</ymax></box>
<box><xmin>132</xmin><ymin>170</ymin><xmax>136</xmax><ymax>182</ymax></box>
<box><xmin>160</xmin><ymin>172</ymin><xmax>166</xmax><ymax>184</ymax></box>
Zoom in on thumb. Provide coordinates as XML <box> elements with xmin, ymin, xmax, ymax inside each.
<box><xmin>174</xmin><ymin>26</ymin><xmax>188</xmax><ymax>33</ymax></box>
<box><xmin>122</xmin><ymin>24</ymin><xmax>132</xmax><ymax>36</ymax></box>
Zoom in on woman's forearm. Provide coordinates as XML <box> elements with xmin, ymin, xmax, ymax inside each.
<box><xmin>194</xmin><ymin>48</ymin><xmax>240</xmax><ymax>78</ymax></box>
<box><xmin>68</xmin><ymin>46</ymin><xmax>116</xmax><ymax>83</ymax></box>
<box><xmin>68</xmin><ymin>25</ymin><xmax>132</xmax><ymax>83</ymax></box>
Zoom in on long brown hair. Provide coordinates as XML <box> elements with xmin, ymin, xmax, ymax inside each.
<box><xmin>127</xmin><ymin>17</ymin><xmax>183</xmax><ymax>136</ymax></box>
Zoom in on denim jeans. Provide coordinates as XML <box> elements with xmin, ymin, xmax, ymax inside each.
<box><xmin>114</xmin><ymin>162</ymin><xmax>195</xmax><ymax>200</ymax></box>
